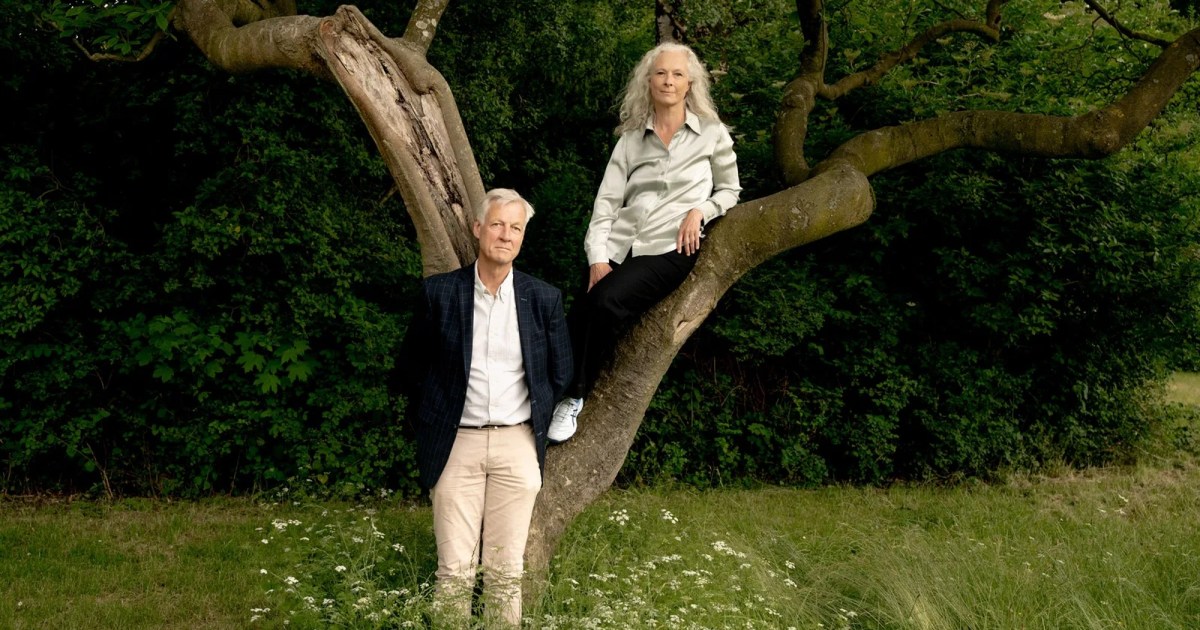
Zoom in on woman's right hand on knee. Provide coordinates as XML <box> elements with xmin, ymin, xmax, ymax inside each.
<box><xmin>588</xmin><ymin>263</ymin><xmax>613</xmax><ymax>291</ymax></box>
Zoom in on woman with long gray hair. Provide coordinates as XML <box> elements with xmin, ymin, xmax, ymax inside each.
<box><xmin>548</xmin><ymin>42</ymin><xmax>741</xmax><ymax>443</ymax></box>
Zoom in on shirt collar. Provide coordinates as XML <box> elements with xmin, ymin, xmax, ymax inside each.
<box><xmin>474</xmin><ymin>262</ymin><xmax>515</xmax><ymax>302</ymax></box>
<box><xmin>643</xmin><ymin>109</ymin><xmax>702</xmax><ymax>135</ymax></box>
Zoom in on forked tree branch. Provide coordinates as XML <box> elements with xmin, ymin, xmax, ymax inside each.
<box><xmin>814</xmin><ymin>26</ymin><xmax>1200</xmax><ymax>177</ymax></box>
<box><xmin>819</xmin><ymin>0</ymin><xmax>1005</xmax><ymax>100</ymax></box>
<box><xmin>71</xmin><ymin>29</ymin><xmax>170</xmax><ymax>63</ymax></box>
<box><xmin>779</xmin><ymin>0</ymin><xmax>1007</xmax><ymax>184</ymax></box>
<box><xmin>1083</xmin><ymin>0</ymin><xmax>1172</xmax><ymax>48</ymax></box>
<box><xmin>529</xmin><ymin>161</ymin><xmax>875</xmax><ymax>574</ymax></box>
<box><xmin>176</xmin><ymin>0</ymin><xmax>482</xmax><ymax>273</ymax></box>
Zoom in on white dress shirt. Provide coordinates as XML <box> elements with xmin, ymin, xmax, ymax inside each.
<box><xmin>460</xmin><ymin>264</ymin><xmax>531</xmax><ymax>427</ymax></box>
<box><xmin>585</xmin><ymin>109</ymin><xmax>741</xmax><ymax>265</ymax></box>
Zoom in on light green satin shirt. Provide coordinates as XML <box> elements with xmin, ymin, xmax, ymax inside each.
<box><xmin>584</xmin><ymin>110</ymin><xmax>741</xmax><ymax>265</ymax></box>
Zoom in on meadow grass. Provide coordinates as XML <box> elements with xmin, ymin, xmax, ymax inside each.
<box><xmin>2</xmin><ymin>379</ymin><xmax>1198</xmax><ymax>629</ymax></box>
<box><xmin>543</xmin><ymin>462</ymin><xmax>1200</xmax><ymax>629</ymax></box>
<box><xmin>2</xmin><ymin>462</ymin><xmax>1198</xmax><ymax>629</ymax></box>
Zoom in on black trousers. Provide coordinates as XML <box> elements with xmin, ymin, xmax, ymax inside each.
<box><xmin>566</xmin><ymin>249</ymin><xmax>697</xmax><ymax>398</ymax></box>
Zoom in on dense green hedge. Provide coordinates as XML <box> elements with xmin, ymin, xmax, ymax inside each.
<box><xmin>2</xmin><ymin>17</ymin><xmax>424</xmax><ymax>494</ymax></box>
<box><xmin>628</xmin><ymin>145</ymin><xmax>1200</xmax><ymax>487</ymax></box>
<box><xmin>3</xmin><ymin>0</ymin><xmax>1199</xmax><ymax>496</ymax></box>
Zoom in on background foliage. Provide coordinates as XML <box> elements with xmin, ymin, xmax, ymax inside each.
<box><xmin>3</xmin><ymin>0</ymin><xmax>1199</xmax><ymax>496</ymax></box>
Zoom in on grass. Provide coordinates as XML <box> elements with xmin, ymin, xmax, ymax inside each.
<box><xmin>2</xmin><ymin>376</ymin><xmax>1198</xmax><ymax>628</ymax></box>
<box><xmin>1166</xmin><ymin>371</ymin><xmax>1200</xmax><ymax>407</ymax></box>
<box><xmin>3</xmin><ymin>464</ymin><xmax>1199</xmax><ymax>629</ymax></box>
<box><xmin>543</xmin><ymin>464</ymin><xmax>1200</xmax><ymax>629</ymax></box>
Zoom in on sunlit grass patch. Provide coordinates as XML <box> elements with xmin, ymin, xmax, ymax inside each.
<box><xmin>1167</xmin><ymin>372</ymin><xmax>1200</xmax><ymax>407</ymax></box>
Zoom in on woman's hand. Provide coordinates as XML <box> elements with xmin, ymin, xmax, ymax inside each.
<box><xmin>676</xmin><ymin>208</ymin><xmax>704</xmax><ymax>256</ymax></box>
<box><xmin>588</xmin><ymin>262</ymin><xmax>613</xmax><ymax>291</ymax></box>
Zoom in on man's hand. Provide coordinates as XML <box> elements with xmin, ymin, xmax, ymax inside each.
<box><xmin>676</xmin><ymin>208</ymin><xmax>704</xmax><ymax>256</ymax></box>
<box><xmin>588</xmin><ymin>262</ymin><xmax>613</xmax><ymax>291</ymax></box>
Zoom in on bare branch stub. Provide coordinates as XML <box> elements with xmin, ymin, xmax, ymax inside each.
<box><xmin>402</xmin><ymin>0</ymin><xmax>451</xmax><ymax>55</ymax></box>
<box><xmin>1084</xmin><ymin>0</ymin><xmax>1172</xmax><ymax>48</ymax></box>
<box><xmin>655</xmin><ymin>0</ymin><xmax>687</xmax><ymax>44</ymax></box>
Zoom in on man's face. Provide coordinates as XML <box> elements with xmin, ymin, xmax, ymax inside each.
<box><xmin>472</xmin><ymin>200</ymin><xmax>526</xmax><ymax>267</ymax></box>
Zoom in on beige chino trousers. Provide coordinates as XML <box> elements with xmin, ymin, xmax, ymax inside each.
<box><xmin>431</xmin><ymin>423</ymin><xmax>541</xmax><ymax>626</ymax></box>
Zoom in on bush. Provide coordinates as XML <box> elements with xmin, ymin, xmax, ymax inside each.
<box><xmin>1</xmin><ymin>30</ymin><xmax>423</xmax><ymax>496</ymax></box>
<box><xmin>626</xmin><ymin>133</ymin><xmax>1200</xmax><ymax>486</ymax></box>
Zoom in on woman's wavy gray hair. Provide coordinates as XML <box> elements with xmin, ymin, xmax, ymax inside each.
<box><xmin>615</xmin><ymin>42</ymin><xmax>720</xmax><ymax>135</ymax></box>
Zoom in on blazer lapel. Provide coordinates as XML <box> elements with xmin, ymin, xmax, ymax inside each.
<box><xmin>513</xmin><ymin>271</ymin><xmax>534</xmax><ymax>368</ymax></box>
<box><xmin>457</xmin><ymin>266</ymin><xmax>474</xmax><ymax>380</ymax></box>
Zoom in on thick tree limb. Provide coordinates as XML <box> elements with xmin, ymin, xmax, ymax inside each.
<box><xmin>177</xmin><ymin>0</ymin><xmax>327</xmax><ymax>76</ymax></box>
<box><xmin>814</xmin><ymin>26</ymin><xmax>1200</xmax><ymax>177</ymax></box>
<box><xmin>320</xmin><ymin>6</ymin><xmax>482</xmax><ymax>275</ymax></box>
<box><xmin>774</xmin><ymin>0</ymin><xmax>828</xmax><ymax>185</ymax></box>
<box><xmin>526</xmin><ymin>162</ymin><xmax>875</xmax><ymax>575</ymax></box>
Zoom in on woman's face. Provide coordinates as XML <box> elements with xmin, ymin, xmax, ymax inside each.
<box><xmin>649</xmin><ymin>50</ymin><xmax>690</xmax><ymax>109</ymax></box>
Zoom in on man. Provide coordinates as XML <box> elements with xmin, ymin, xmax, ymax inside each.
<box><xmin>401</xmin><ymin>188</ymin><xmax>572</xmax><ymax>626</ymax></box>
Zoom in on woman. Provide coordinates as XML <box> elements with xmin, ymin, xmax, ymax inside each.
<box><xmin>548</xmin><ymin>42</ymin><xmax>741</xmax><ymax>443</ymax></box>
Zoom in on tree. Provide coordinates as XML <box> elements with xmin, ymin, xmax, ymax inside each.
<box><xmin>36</xmin><ymin>0</ymin><xmax>1200</xmax><ymax>576</ymax></box>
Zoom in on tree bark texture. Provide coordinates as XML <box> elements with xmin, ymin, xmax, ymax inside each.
<box><xmin>318</xmin><ymin>6</ymin><xmax>482</xmax><ymax>275</ymax></box>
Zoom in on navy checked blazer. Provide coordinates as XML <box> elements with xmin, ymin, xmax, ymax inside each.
<box><xmin>401</xmin><ymin>265</ymin><xmax>573</xmax><ymax>490</ymax></box>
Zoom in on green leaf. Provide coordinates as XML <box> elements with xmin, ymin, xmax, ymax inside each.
<box><xmin>280</xmin><ymin>339</ymin><xmax>309</xmax><ymax>364</ymax></box>
<box><xmin>255</xmin><ymin>372</ymin><xmax>281</xmax><ymax>394</ymax></box>
<box><xmin>152</xmin><ymin>364</ymin><xmax>174</xmax><ymax>382</ymax></box>
<box><xmin>286</xmin><ymin>360</ymin><xmax>314</xmax><ymax>382</ymax></box>
<box><xmin>237</xmin><ymin>352</ymin><xmax>266</xmax><ymax>373</ymax></box>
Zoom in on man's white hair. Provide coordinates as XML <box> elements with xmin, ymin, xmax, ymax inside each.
<box><xmin>475</xmin><ymin>188</ymin><xmax>535</xmax><ymax>223</ymax></box>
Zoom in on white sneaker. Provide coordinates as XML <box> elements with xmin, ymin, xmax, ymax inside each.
<box><xmin>548</xmin><ymin>397</ymin><xmax>584</xmax><ymax>444</ymax></box>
